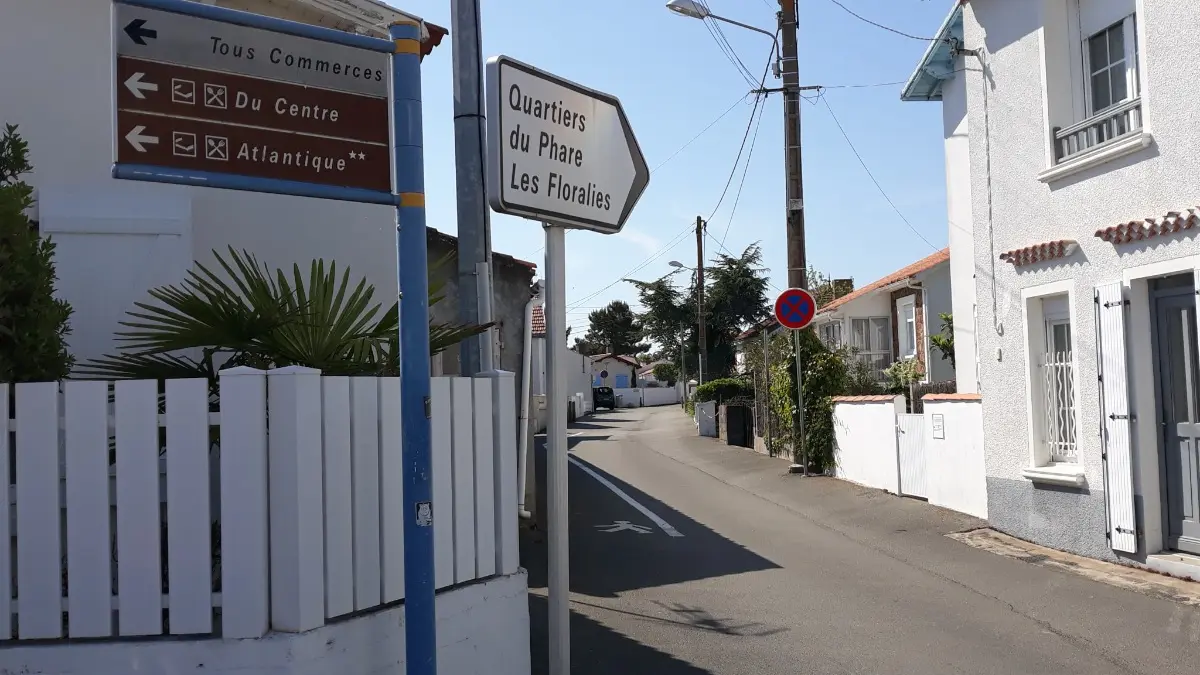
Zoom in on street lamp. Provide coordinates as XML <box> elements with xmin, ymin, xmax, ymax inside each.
<box><xmin>665</xmin><ymin>0</ymin><xmax>780</xmax><ymax>44</ymax></box>
<box><xmin>668</xmin><ymin>260</ymin><xmax>689</xmax><ymax>269</ymax></box>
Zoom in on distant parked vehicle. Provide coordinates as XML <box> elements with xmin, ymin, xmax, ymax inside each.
<box><xmin>593</xmin><ymin>386</ymin><xmax>616</xmax><ymax>411</ymax></box>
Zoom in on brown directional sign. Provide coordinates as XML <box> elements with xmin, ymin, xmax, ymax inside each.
<box><xmin>116</xmin><ymin>110</ymin><xmax>390</xmax><ymax>191</ymax></box>
<box><xmin>117</xmin><ymin>57</ymin><xmax>389</xmax><ymax>145</ymax></box>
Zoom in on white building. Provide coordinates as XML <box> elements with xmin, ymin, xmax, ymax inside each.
<box><xmin>810</xmin><ymin>249</ymin><xmax>955</xmax><ymax>384</ymax></box>
<box><xmin>904</xmin><ymin>0</ymin><xmax>1200</xmax><ymax>574</ymax></box>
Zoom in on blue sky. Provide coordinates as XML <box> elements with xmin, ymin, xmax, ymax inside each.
<box><xmin>389</xmin><ymin>0</ymin><xmax>954</xmax><ymax>335</ymax></box>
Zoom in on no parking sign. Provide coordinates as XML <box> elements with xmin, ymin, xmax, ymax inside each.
<box><xmin>774</xmin><ymin>287</ymin><xmax>817</xmax><ymax>330</ymax></box>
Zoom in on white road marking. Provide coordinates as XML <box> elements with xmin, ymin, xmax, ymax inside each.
<box><xmin>596</xmin><ymin>520</ymin><xmax>652</xmax><ymax>534</ymax></box>
<box><xmin>568</xmin><ymin>456</ymin><xmax>684</xmax><ymax>537</ymax></box>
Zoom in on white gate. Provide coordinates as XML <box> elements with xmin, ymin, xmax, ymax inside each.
<box><xmin>896</xmin><ymin>414</ymin><xmax>928</xmax><ymax>498</ymax></box>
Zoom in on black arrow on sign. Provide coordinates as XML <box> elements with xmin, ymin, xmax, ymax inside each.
<box><xmin>124</xmin><ymin>19</ymin><xmax>158</xmax><ymax>46</ymax></box>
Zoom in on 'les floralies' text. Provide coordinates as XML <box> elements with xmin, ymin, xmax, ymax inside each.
<box><xmin>505</xmin><ymin>83</ymin><xmax>613</xmax><ymax>212</ymax></box>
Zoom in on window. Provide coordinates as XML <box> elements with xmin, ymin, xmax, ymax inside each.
<box><xmin>850</xmin><ymin>317</ymin><xmax>892</xmax><ymax>380</ymax></box>
<box><xmin>1042</xmin><ymin>1</ymin><xmax>1145</xmax><ymax>172</ymax></box>
<box><xmin>1085</xmin><ymin>19</ymin><xmax>1136</xmax><ymax>115</ymax></box>
<box><xmin>819</xmin><ymin>321</ymin><xmax>842</xmax><ymax>349</ymax></box>
<box><xmin>897</xmin><ymin>298</ymin><xmax>917</xmax><ymax>359</ymax></box>
<box><xmin>1023</xmin><ymin>288</ymin><xmax>1080</xmax><ymax>469</ymax></box>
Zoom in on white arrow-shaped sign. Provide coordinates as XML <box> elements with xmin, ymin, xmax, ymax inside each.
<box><xmin>125</xmin><ymin>125</ymin><xmax>159</xmax><ymax>153</ymax></box>
<box><xmin>124</xmin><ymin>72</ymin><xmax>158</xmax><ymax>99</ymax></box>
<box><xmin>485</xmin><ymin>55</ymin><xmax>650</xmax><ymax>236</ymax></box>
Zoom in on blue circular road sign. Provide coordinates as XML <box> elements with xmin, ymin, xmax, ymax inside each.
<box><xmin>774</xmin><ymin>287</ymin><xmax>817</xmax><ymax>330</ymax></box>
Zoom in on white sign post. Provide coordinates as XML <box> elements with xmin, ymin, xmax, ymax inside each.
<box><xmin>485</xmin><ymin>55</ymin><xmax>649</xmax><ymax>675</ymax></box>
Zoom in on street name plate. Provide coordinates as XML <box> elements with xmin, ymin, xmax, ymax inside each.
<box><xmin>113</xmin><ymin>1</ymin><xmax>391</xmax><ymax>194</ymax></box>
<box><xmin>115</xmin><ymin>4</ymin><xmax>388</xmax><ymax>96</ymax></box>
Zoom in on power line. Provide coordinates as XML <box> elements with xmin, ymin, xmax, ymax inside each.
<box><xmin>564</xmin><ymin>225</ymin><xmax>693</xmax><ymax>310</ymax></box>
<box><xmin>820</xmin><ymin>95</ymin><xmax>939</xmax><ymax>251</ymax></box>
<box><xmin>821</xmin><ymin>0</ymin><xmax>939</xmax><ymax>41</ymax></box>
<box><xmin>697</xmin><ymin>1</ymin><xmax>760</xmax><ymax>87</ymax></box>
<box><xmin>718</xmin><ymin>97</ymin><xmax>767</xmax><ymax>249</ymax></box>
<box><xmin>822</xmin><ymin>79</ymin><xmax>909</xmax><ymax>89</ymax></box>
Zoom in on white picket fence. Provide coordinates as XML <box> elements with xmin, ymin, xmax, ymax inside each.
<box><xmin>0</xmin><ymin>368</ymin><xmax>518</xmax><ymax>641</ymax></box>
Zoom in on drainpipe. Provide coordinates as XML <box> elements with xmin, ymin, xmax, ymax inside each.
<box><xmin>518</xmin><ymin>282</ymin><xmax>544</xmax><ymax>519</ymax></box>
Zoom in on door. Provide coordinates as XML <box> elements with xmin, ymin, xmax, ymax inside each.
<box><xmin>1152</xmin><ymin>276</ymin><xmax>1200</xmax><ymax>554</ymax></box>
<box><xmin>896</xmin><ymin>414</ymin><xmax>928</xmax><ymax>499</ymax></box>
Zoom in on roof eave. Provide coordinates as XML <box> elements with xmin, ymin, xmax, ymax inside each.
<box><xmin>290</xmin><ymin>0</ymin><xmax>447</xmax><ymax>59</ymax></box>
<box><xmin>899</xmin><ymin>1</ymin><xmax>966</xmax><ymax>102</ymax></box>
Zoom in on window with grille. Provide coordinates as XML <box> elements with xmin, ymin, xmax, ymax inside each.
<box><xmin>1041</xmin><ymin>317</ymin><xmax>1078</xmax><ymax>462</ymax></box>
<box><xmin>819</xmin><ymin>322</ymin><xmax>842</xmax><ymax>349</ymax></box>
<box><xmin>850</xmin><ymin>317</ymin><xmax>892</xmax><ymax>380</ymax></box>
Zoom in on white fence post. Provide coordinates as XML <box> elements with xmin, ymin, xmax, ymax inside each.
<box><xmin>14</xmin><ymin>382</ymin><xmax>61</xmax><ymax>639</ymax></box>
<box><xmin>350</xmin><ymin>377</ymin><xmax>382</xmax><ymax>610</ymax></box>
<box><xmin>451</xmin><ymin>377</ymin><xmax>478</xmax><ymax>584</ymax></box>
<box><xmin>321</xmin><ymin>376</ymin><xmax>355</xmax><ymax>619</ymax></box>
<box><xmin>267</xmin><ymin>366</ymin><xmax>325</xmax><ymax>632</ymax></box>
<box><xmin>430</xmin><ymin>377</ymin><xmax>455</xmax><ymax>589</ymax></box>
<box><xmin>378</xmin><ymin>376</ymin><xmax>405</xmax><ymax>603</ymax></box>
<box><xmin>0</xmin><ymin>383</ymin><xmax>10</xmax><ymax>640</ymax></box>
<box><xmin>482</xmin><ymin>371</ymin><xmax>519</xmax><ymax>575</ymax></box>
<box><xmin>63</xmin><ymin>380</ymin><xmax>111</xmax><ymax>638</ymax></box>
<box><xmin>472</xmin><ymin>377</ymin><xmax>497</xmax><ymax>579</ymax></box>
<box><xmin>165</xmin><ymin>378</ymin><xmax>215</xmax><ymax>635</ymax></box>
<box><xmin>218</xmin><ymin>367</ymin><xmax>270</xmax><ymax>639</ymax></box>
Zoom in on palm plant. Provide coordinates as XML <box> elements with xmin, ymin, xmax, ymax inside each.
<box><xmin>78</xmin><ymin>247</ymin><xmax>488</xmax><ymax>385</ymax></box>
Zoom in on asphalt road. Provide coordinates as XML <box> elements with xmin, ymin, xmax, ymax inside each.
<box><xmin>522</xmin><ymin>406</ymin><xmax>1200</xmax><ymax>675</ymax></box>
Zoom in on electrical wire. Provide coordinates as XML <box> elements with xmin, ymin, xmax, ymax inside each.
<box><xmin>820</xmin><ymin>95</ymin><xmax>939</xmax><ymax>251</ymax></box>
<box><xmin>718</xmin><ymin>96</ymin><xmax>767</xmax><ymax>249</ymax></box>
<box><xmin>821</xmin><ymin>0</ymin><xmax>939</xmax><ymax>41</ymax></box>
<box><xmin>651</xmin><ymin>93</ymin><xmax>752</xmax><ymax>173</ymax></box>
<box><xmin>696</xmin><ymin>1</ymin><xmax>761</xmax><ymax>88</ymax></box>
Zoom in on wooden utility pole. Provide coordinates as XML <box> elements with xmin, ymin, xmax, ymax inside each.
<box><xmin>778</xmin><ymin>0</ymin><xmax>807</xmax><ymax>290</ymax></box>
<box><xmin>695</xmin><ymin>215</ymin><xmax>706</xmax><ymax>385</ymax></box>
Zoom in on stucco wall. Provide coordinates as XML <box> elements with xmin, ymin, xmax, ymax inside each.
<box><xmin>2</xmin><ymin>571</ymin><xmax>531</xmax><ymax>675</ymax></box>
<box><xmin>832</xmin><ymin>397</ymin><xmax>903</xmax><ymax>494</ymax></box>
<box><xmin>941</xmin><ymin>58</ymin><xmax>981</xmax><ymax>393</ymax></box>
<box><xmin>590</xmin><ymin>357</ymin><xmax>637</xmax><ymax>388</ymax></box>
<box><xmin>963</xmin><ymin>0</ymin><xmax>1200</xmax><ymax>557</ymax></box>
<box><xmin>924</xmin><ymin>399</ymin><xmax>988</xmax><ymax>519</ymax></box>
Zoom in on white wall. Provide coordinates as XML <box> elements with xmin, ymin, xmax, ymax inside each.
<box><xmin>1</xmin><ymin>0</ymin><xmax>399</xmax><ymax>366</ymax></box>
<box><xmin>613</xmin><ymin>388</ymin><xmax>642</xmax><ymax>407</ymax></box>
<box><xmin>964</xmin><ymin>0</ymin><xmax>1200</xmax><ymax>557</ymax></box>
<box><xmin>696</xmin><ymin>401</ymin><xmax>717</xmax><ymax>437</ymax></box>
<box><xmin>833</xmin><ymin>397</ymin><xmax>904</xmax><ymax>494</ymax></box>
<box><xmin>2</xmin><ymin>571</ymin><xmax>531</xmax><ymax>675</ymax></box>
<box><xmin>924</xmin><ymin>399</ymin><xmax>988</xmax><ymax>519</ymax></box>
<box><xmin>642</xmin><ymin>387</ymin><xmax>681</xmax><ymax>407</ymax></box>
<box><xmin>941</xmin><ymin>60</ymin><xmax>980</xmax><ymax>393</ymax></box>
<box><xmin>590</xmin><ymin>356</ymin><xmax>637</xmax><ymax>388</ymax></box>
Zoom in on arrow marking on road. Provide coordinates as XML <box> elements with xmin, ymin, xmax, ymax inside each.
<box><xmin>124</xmin><ymin>72</ymin><xmax>158</xmax><ymax>99</ymax></box>
<box><xmin>596</xmin><ymin>521</ymin><xmax>653</xmax><ymax>534</ymax></box>
<box><xmin>569</xmin><ymin>456</ymin><xmax>684</xmax><ymax>537</ymax></box>
<box><xmin>124</xmin><ymin>125</ymin><xmax>159</xmax><ymax>153</ymax></box>
<box><xmin>124</xmin><ymin>18</ymin><xmax>158</xmax><ymax>46</ymax></box>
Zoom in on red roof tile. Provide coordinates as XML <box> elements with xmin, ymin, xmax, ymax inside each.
<box><xmin>817</xmin><ymin>248</ymin><xmax>949</xmax><ymax>315</ymax></box>
<box><xmin>832</xmin><ymin>395</ymin><xmax>898</xmax><ymax>403</ymax></box>
<box><xmin>999</xmin><ymin>240</ymin><xmax>1078</xmax><ymax>266</ymax></box>
<box><xmin>923</xmin><ymin>393</ymin><xmax>981</xmax><ymax>401</ymax></box>
<box><xmin>1095</xmin><ymin>208</ymin><xmax>1200</xmax><ymax>245</ymax></box>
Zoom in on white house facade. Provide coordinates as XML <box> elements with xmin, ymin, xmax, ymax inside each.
<box><xmin>908</xmin><ymin>0</ymin><xmax>1200</xmax><ymax>572</ymax></box>
<box><xmin>810</xmin><ymin>249</ymin><xmax>954</xmax><ymax>384</ymax></box>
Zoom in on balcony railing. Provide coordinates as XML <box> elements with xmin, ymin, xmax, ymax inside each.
<box><xmin>1053</xmin><ymin>97</ymin><xmax>1142</xmax><ymax>164</ymax></box>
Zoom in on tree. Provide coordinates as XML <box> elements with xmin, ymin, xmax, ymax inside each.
<box><xmin>629</xmin><ymin>243</ymin><xmax>771</xmax><ymax>380</ymax></box>
<box><xmin>0</xmin><ymin>124</ymin><xmax>74</xmax><ymax>382</ymax></box>
<box><xmin>651</xmin><ymin>362</ymin><xmax>678</xmax><ymax>386</ymax></box>
<box><xmin>930</xmin><ymin>312</ymin><xmax>955</xmax><ymax>367</ymax></box>
<box><xmin>578</xmin><ymin>300</ymin><xmax>647</xmax><ymax>357</ymax></box>
<box><xmin>806</xmin><ymin>265</ymin><xmax>854</xmax><ymax>308</ymax></box>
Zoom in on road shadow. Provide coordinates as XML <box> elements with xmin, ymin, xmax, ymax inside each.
<box><xmin>527</xmin><ymin>448</ymin><xmax>781</xmax><ymax>598</ymax></box>
<box><xmin>527</xmin><ymin>594</ymin><xmax>715</xmax><ymax>675</ymax></box>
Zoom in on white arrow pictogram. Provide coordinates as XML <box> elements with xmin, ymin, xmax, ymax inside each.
<box><xmin>124</xmin><ymin>72</ymin><xmax>158</xmax><ymax>99</ymax></box>
<box><xmin>125</xmin><ymin>125</ymin><xmax>159</xmax><ymax>153</ymax></box>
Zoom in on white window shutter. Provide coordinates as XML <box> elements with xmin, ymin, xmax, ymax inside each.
<box><xmin>1095</xmin><ymin>281</ymin><xmax>1137</xmax><ymax>553</ymax></box>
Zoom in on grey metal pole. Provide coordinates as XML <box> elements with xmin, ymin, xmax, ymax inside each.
<box><xmin>543</xmin><ymin>224</ymin><xmax>570</xmax><ymax>675</ymax></box>
<box><xmin>792</xmin><ymin>328</ymin><xmax>807</xmax><ymax>474</ymax></box>
<box><xmin>695</xmin><ymin>216</ymin><xmax>706</xmax><ymax>385</ymax></box>
<box><xmin>450</xmin><ymin>0</ymin><xmax>494</xmax><ymax>376</ymax></box>
<box><xmin>763</xmin><ymin>328</ymin><xmax>772</xmax><ymax>454</ymax></box>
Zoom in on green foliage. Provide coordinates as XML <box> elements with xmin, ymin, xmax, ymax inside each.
<box><xmin>806</xmin><ymin>265</ymin><xmax>854</xmax><ymax>308</ymax></box>
<box><xmin>683</xmin><ymin>397</ymin><xmax>695</xmax><ymax>416</ymax></box>
<box><xmin>0</xmin><ymin>124</ymin><xmax>75</xmax><ymax>382</ymax></box>
<box><xmin>693</xmin><ymin>377</ymin><xmax>754</xmax><ymax>405</ymax></box>
<box><xmin>884</xmin><ymin>357</ymin><xmax>925</xmax><ymax>391</ymax></box>
<box><xmin>575</xmin><ymin>300</ymin><xmax>647</xmax><ymax>357</ymax></box>
<box><xmin>629</xmin><ymin>243</ymin><xmax>771</xmax><ymax>380</ymax></box>
<box><xmin>79</xmin><ymin>247</ymin><xmax>487</xmax><ymax>387</ymax></box>
<box><xmin>930</xmin><ymin>312</ymin><xmax>955</xmax><ymax>367</ymax></box>
<box><xmin>652</xmin><ymin>361</ymin><xmax>678</xmax><ymax>385</ymax></box>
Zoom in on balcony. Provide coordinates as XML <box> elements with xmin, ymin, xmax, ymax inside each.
<box><xmin>1053</xmin><ymin>98</ymin><xmax>1143</xmax><ymax>164</ymax></box>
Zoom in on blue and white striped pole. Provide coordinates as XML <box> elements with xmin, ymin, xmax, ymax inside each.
<box><xmin>389</xmin><ymin>20</ymin><xmax>437</xmax><ymax>675</ymax></box>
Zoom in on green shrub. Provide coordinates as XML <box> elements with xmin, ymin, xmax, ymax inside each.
<box><xmin>0</xmin><ymin>124</ymin><xmax>74</xmax><ymax>383</ymax></box>
<box><xmin>694</xmin><ymin>377</ymin><xmax>754</xmax><ymax>405</ymax></box>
